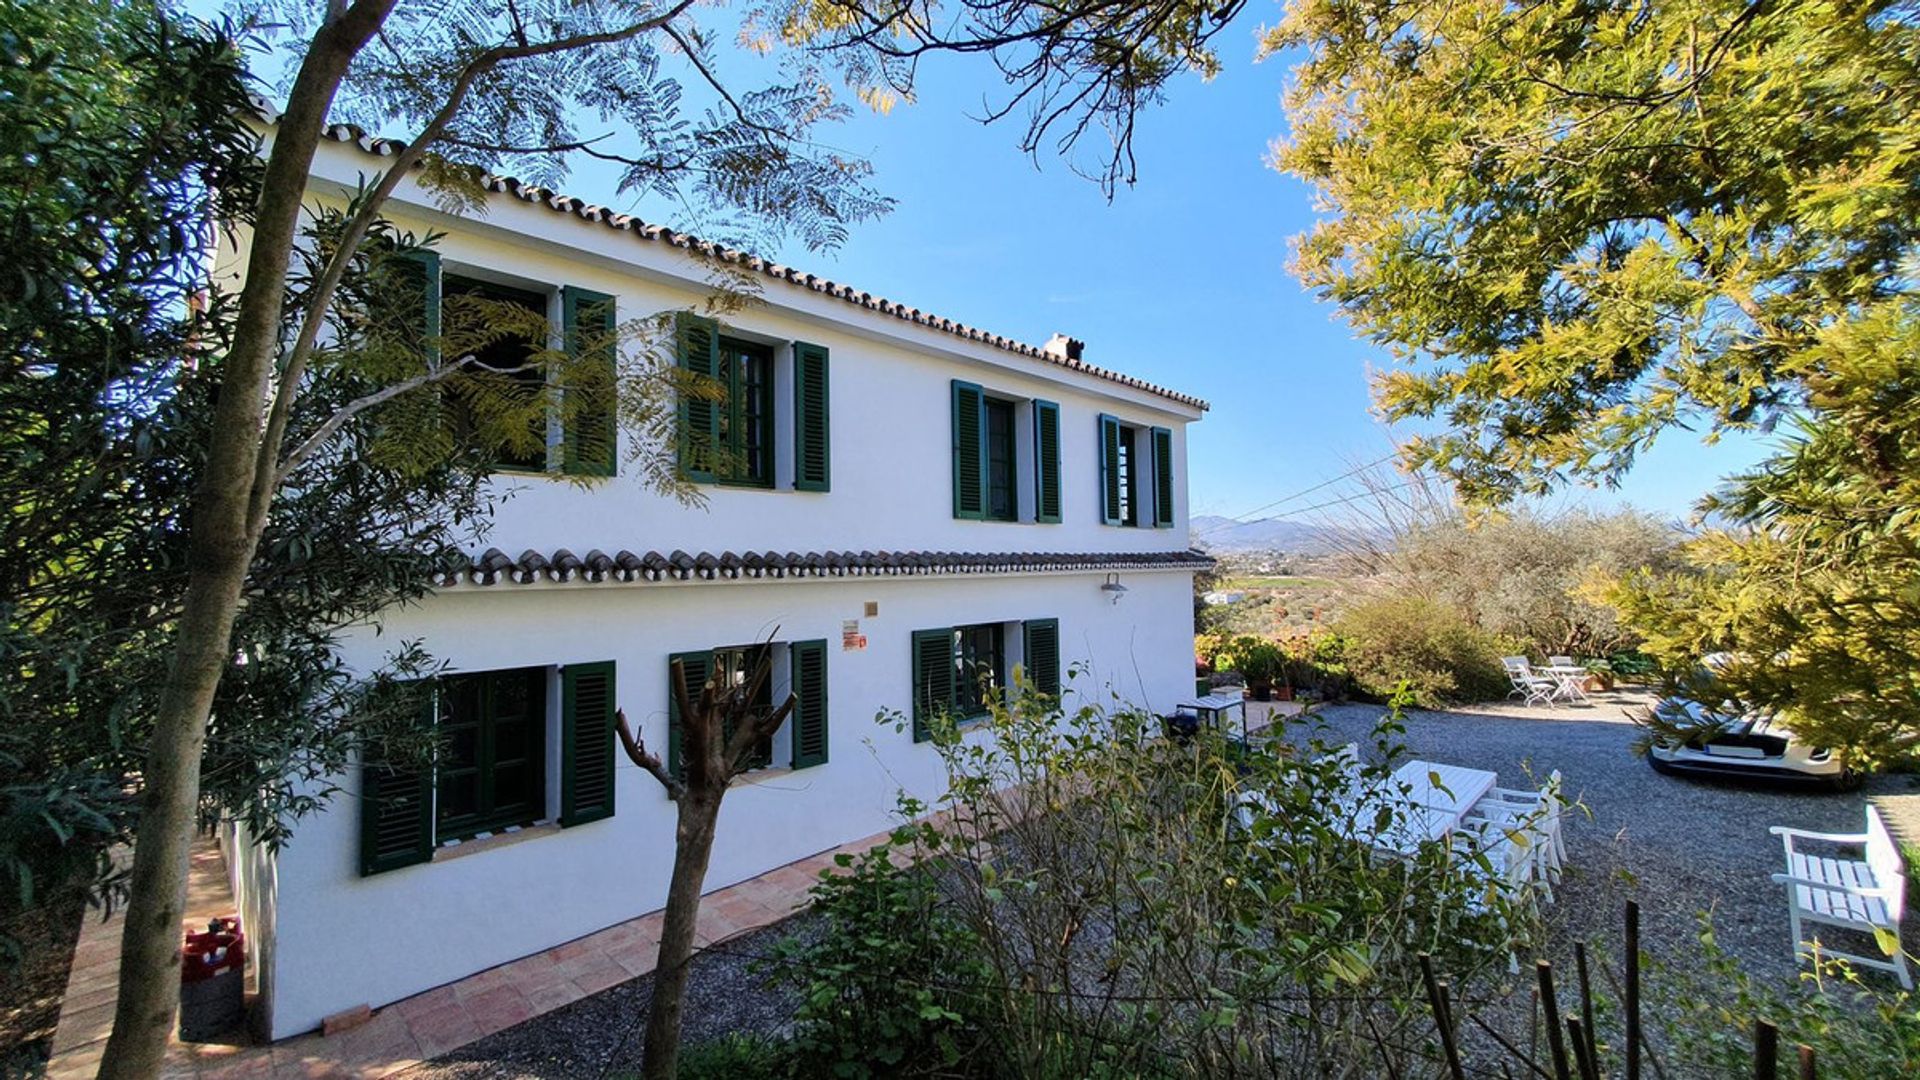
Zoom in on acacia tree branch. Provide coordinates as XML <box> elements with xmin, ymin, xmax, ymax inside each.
<box><xmin>245</xmin><ymin>0</ymin><xmax>701</xmax><ymax>542</ymax></box>
<box><xmin>274</xmin><ymin>365</ymin><xmax>452</xmax><ymax>485</ymax></box>
<box><xmin>662</xmin><ymin>23</ymin><xmax>786</xmax><ymax>141</ymax></box>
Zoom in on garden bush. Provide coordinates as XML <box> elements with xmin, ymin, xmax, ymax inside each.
<box><xmin>1332</xmin><ymin>595</ymin><xmax>1518</xmax><ymax>706</ymax></box>
<box><xmin>762</xmin><ymin>830</ymin><xmax>989</xmax><ymax>1078</ymax></box>
<box><xmin>852</xmin><ymin>677</ymin><xmax>1531</xmax><ymax>1077</ymax></box>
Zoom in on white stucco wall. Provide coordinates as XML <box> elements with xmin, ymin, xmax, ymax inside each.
<box><xmin>212</xmin><ymin>138</ymin><xmax>1202</xmax><ymax>563</ymax></box>
<box><xmin>263</xmin><ymin>570</ymin><xmax>1194</xmax><ymax>1037</ymax></box>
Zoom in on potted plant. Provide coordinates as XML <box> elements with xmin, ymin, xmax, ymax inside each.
<box><xmin>1233</xmin><ymin>638</ymin><xmax>1286</xmax><ymax>702</ymax></box>
<box><xmin>1583</xmin><ymin>658</ymin><xmax>1616</xmax><ymax>693</ymax></box>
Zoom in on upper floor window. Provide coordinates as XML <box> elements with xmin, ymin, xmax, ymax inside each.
<box><xmin>398</xmin><ymin>252</ymin><xmax>617</xmax><ymax>478</ymax></box>
<box><xmin>952</xmin><ymin>381</ymin><xmax>1062</xmax><ymax>524</ymax></box>
<box><xmin>444</xmin><ymin>276</ymin><xmax>551</xmax><ymax>472</ymax></box>
<box><xmin>1098</xmin><ymin>415</ymin><xmax>1174</xmax><ymax>529</ymax></box>
<box><xmin>676</xmin><ymin>314</ymin><xmax>830</xmax><ymax>491</ymax></box>
<box><xmin>717</xmin><ymin>339</ymin><xmax>775</xmax><ymax>487</ymax></box>
<box><xmin>985</xmin><ymin>398</ymin><xmax>1018</xmax><ymax>521</ymax></box>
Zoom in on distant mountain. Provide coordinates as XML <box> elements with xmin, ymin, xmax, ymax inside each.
<box><xmin>1188</xmin><ymin>515</ymin><xmax>1374</xmax><ymax>554</ymax></box>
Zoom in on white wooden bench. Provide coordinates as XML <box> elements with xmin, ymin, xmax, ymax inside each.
<box><xmin>1769</xmin><ymin>806</ymin><xmax>1911</xmax><ymax>988</ymax></box>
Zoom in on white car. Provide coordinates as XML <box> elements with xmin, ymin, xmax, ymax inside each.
<box><xmin>1645</xmin><ymin>695</ymin><xmax>1854</xmax><ymax>790</ymax></box>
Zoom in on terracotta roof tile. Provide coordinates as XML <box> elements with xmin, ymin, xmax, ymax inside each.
<box><xmin>438</xmin><ymin>547</ymin><xmax>1214</xmax><ymax>587</ymax></box>
<box><xmin>260</xmin><ymin>99</ymin><xmax>1208</xmax><ymax>411</ymax></box>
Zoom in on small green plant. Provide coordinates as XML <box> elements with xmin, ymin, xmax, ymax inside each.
<box><xmin>762</xmin><ymin>830</ymin><xmax>987</xmax><ymax>1078</ymax></box>
<box><xmin>674</xmin><ymin>1033</ymin><xmax>789</xmax><ymax>1079</ymax></box>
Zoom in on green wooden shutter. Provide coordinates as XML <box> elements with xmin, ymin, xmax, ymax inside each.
<box><xmin>1033</xmin><ymin>399</ymin><xmax>1062</xmax><ymax>524</ymax></box>
<box><xmin>1098</xmin><ymin>414</ymin><xmax>1123</xmax><ymax>525</ymax></box>
<box><xmin>911</xmin><ymin>628</ymin><xmax>955</xmax><ymax>743</ymax></box>
<box><xmin>1151</xmin><ymin>426</ymin><xmax>1174</xmax><ymax>528</ymax></box>
<box><xmin>951</xmin><ymin>381</ymin><xmax>987</xmax><ymax>520</ymax></box>
<box><xmin>667</xmin><ymin>650</ymin><xmax>711</xmax><ymax>780</ymax></box>
<box><xmin>676</xmin><ymin>313</ymin><xmax>720</xmax><ymax>482</ymax></box>
<box><xmin>561</xmin><ymin>287</ymin><xmax>618</xmax><ymax>477</ymax></box>
<box><xmin>793</xmin><ymin>342</ymin><xmax>831</xmax><ymax>491</ymax></box>
<box><xmin>1023</xmin><ymin>619</ymin><xmax>1061</xmax><ymax>698</ymax></box>
<box><xmin>359</xmin><ymin>688</ymin><xmax>436</xmax><ymax>876</ymax></box>
<box><xmin>790</xmin><ymin>639</ymin><xmax>830</xmax><ymax>768</ymax></box>
<box><xmin>391</xmin><ymin>248</ymin><xmax>441</xmax><ymax>365</ymax></box>
<box><xmin>560</xmin><ymin>660</ymin><xmax>617</xmax><ymax>826</ymax></box>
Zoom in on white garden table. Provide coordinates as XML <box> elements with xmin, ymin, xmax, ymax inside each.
<box><xmin>1542</xmin><ymin>665</ymin><xmax>1593</xmax><ymax>704</ymax></box>
<box><xmin>1373</xmin><ymin>760</ymin><xmax>1499</xmax><ymax>854</ymax></box>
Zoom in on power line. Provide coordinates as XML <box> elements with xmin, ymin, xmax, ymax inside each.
<box><xmin>1196</xmin><ymin>453</ymin><xmax>1400</xmax><ymax>537</ymax></box>
<box><xmin>1197</xmin><ymin>477</ymin><xmax>1421</xmax><ymax>539</ymax></box>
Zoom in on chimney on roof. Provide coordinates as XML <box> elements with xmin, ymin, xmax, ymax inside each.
<box><xmin>1043</xmin><ymin>333</ymin><xmax>1085</xmax><ymax>363</ymax></box>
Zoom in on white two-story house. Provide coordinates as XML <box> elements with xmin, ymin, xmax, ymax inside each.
<box><xmin>220</xmin><ymin>119</ymin><xmax>1210</xmax><ymax>1040</ymax></box>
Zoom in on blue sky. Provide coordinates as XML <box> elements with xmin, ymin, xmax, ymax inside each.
<box><xmin>716</xmin><ymin>37</ymin><xmax>1770</xmax><ymax>524</ymax></box>
<box><xmin>231</xmin><ymin>10</ymin><xmax>1770</xmax><ymax>524</ymax></box>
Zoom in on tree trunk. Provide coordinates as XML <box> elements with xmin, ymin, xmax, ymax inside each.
<box><xmin>95</xmin><ymin>6</ymin><xmax>394</xmax><ymax>1076</ymax></box>
<box><xmin>640</xmin><ymin>788</ymin><xmax>722</xmax><ymax>1080</ymax></box>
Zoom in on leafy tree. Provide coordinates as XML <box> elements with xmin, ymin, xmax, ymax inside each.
<box><xmin>1</xmin><ymin>0</ymin><xmax>891</xmax><ymax>1073</ymax></box>
<box><xmin>1273</xmin><ymin>0</ymin><xmax>1920</xmax><ymax>503</ymax></box>
<box><xmin>1605</xmin><ymin>343</ymin><xmax>1920</xmax><ymax>763</ymax></box>
<box><xmin>1263</xmin><ymin>0</ymin><xmax>1920</xmax><ymax>756</ymax></box>
<box><xmin>1388</xmin><ymin>509</ymin><xmax>1685</xmax><ymax>658</ymax></box>
<box><xmin>0</xmin><ymin>0</ymin><xmax>496</xmax><ymax>969</ymax></box>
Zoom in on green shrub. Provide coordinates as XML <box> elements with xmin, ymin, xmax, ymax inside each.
<box><xmin>871</xmin><ymin>678</ymin><xmax>1531</xmax><ymax>1077</ymax></box>
<box><xmin>1644</xmin><ymin>918</ymin><xmax>1920</xmax><ymax>1079</ymax></box>
<box><xmin>763</xmin><ymin>831</ymin><xmax>987</xmax><ymax>1079</ymax></box>
<box><xmin>1217</xmin><ymin>634</ymin><xmax>1285</xmax><ymax>683</ymax></box>
<box><xmin>1332</xmin><ymin>595</ymin><xmax>1517</xmax><ymax>706</ymax></box>
<box><xmin>675</xmin><ymin>1033</ymin><xmax>789</xmax><ymax>1079</ymax></box>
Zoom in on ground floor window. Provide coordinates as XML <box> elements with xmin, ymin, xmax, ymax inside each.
<box><xmin>712</xmin><ymin>643</ymin><xmax>775</xmax><ymax>771</ymax></box>
<box><xmin>666</xmin><ymin>640</ymin><xmax>832</xmax><ymax>778</ymax></box>
<box><xmin>436</xmin><ymin>666</ymin><xmax>548</xmax><ymax>842</ymax></box>
<box><xmin>954</xmin><ymin>623</ymin><xmax>1006</xmax><ymax>718</ymax></box>
<box><xmin>912</xmin><ymin>618</ymin><xmax>1059</xmax><ymax>742</ymax></box>
<box><xmin>361</xmin><ymin>660</ymin><xmax>620</xmax><ymax>876</ymax></box>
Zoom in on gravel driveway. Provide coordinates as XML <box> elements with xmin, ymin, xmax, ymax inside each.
<box><xmin>1305</xmin><ymin>691</ymin><xmax>1920</xmax><ymax>984</ymax></box>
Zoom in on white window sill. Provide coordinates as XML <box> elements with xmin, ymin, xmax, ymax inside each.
<box><xmin>731</xmin><ymin>765</ymin><xmax>798</xmax><ymax>788</ymax></box>
<box><xmin>431</xmin><ymin>821</ymin><xmax>561</xmax><ymax>863</ymax></box>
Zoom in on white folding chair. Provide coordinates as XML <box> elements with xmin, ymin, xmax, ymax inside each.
<box><xmin>1502</xmin><ymin>657</ymin><xmax>1558</xmax><ymax>707</ymax></box>
<box><xmin>1548</xmin><ymin>655</ymin><xmax>1576</xmax><ymax>668</ymax></box>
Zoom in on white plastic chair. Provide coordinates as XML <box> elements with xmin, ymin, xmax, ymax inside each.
<box><xmin>1451</xmin><ymin>820</ymin><xmax>1537</xmax><ymax>971</ymax></box>
<box><xmin>1548</xmin><ymin>655</ymin><xmax>1576</xmax><ymax>668</ymax></box>
<box><xmin>1466</xmin><ymin>770</ymin><xmax>1566</xmax><ymax>891</ymax></box>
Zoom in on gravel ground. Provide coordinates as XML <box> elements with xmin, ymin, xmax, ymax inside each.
<box><xmin>415</xmin><ymin>691</ymin><xmax>1920</xmax><ymax>1077</ymax></box>
<box><xmin>415</xmin><ymin>915</ymin><xmax>817</xmax><ymax>1080</ymax></box>
<box><xmin>1304</xmin><ymin>690</ymin><xmax>1920</xmax><ymax>985</ymax></box>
